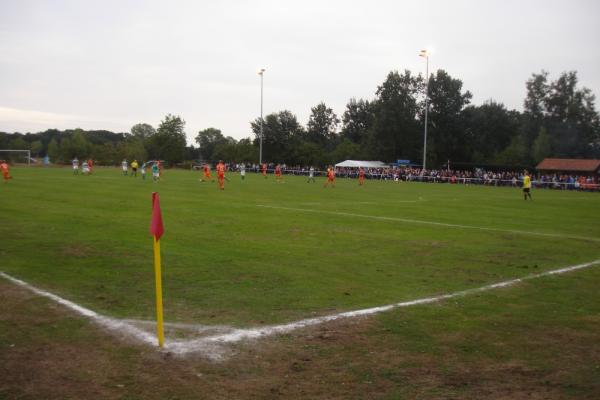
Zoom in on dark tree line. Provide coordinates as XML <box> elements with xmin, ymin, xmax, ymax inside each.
<box><xmin>2</xmin><ymin>70</ymin><xmax>599</xmax><ymax>168</ymax></box>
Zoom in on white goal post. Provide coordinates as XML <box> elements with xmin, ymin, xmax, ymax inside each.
<box><xmin>0</xmin><ymin>149</ymin><xmax>32</xmax><ymax>165</ymax></box>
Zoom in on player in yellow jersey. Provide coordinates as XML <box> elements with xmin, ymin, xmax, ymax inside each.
<box><xmin>522</xmin><ymin>170</ymin><xmax>532</xmax><ymax>200</ymax></box>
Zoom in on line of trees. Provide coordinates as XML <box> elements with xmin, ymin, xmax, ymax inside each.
<box><xmin>1</xmin><ymin>70</ymin><xmax>599</xmax><ymax>168</ymax></box>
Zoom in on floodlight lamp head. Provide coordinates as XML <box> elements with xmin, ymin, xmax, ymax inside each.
<box><xmin>419</xmin><ymin>49</ymin><xmax>429</xmax><ymax>58</ymax></box>
<box><xmin>257</xmin><ymin>68</ymin><xmax>266</xmax><ymax>75</ymax></box>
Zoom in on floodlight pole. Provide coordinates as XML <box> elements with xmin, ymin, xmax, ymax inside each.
<box><xmin>420</xmin><ymin>50</ymin><xmax>430</xmax><ymax>172</ymax></box>
<box><xmin>258</xmin><ymin>68</ymin><xmax>265</xmax><ymax>165</ymax></box>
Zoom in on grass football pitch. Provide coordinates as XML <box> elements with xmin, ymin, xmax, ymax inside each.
<box><xmin>1</xmin><ymin>166</ymin><xmax>599</xmax><ymax>328</ymax></box>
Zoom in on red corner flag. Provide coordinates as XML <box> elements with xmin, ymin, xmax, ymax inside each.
<box><xmin>150</xmin><ymin>192</ymin><xmax>164</xmax><ymax>240</ymax></box>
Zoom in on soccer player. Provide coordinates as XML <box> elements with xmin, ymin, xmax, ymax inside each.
<box><xmin>1</xmin><ymin>160</ymin><xmax>12</xmax><ymax>183</ymax></box>
<box><xmin>358</xmin><ymin>167</ymin><xmax>365</xmax><ymax>186</ymax></box>
<box><xmin>240</xmin><ymin>163</ymin><xmax>246</xmax><ymax>181</ymax></box>
<box><xmin>522</xmin><ymin>170</ymin><xmax>532</xmax><ymax>200</ymax></box>
<box><xmin>82</xmin><ymin>160</ymin><xmax>90</xmax><ymax>175</ymax></box>
<box><xmin>216</xmin><ymin>160</ymin><xmax>226</xmax><ymax>190</ymax></box>
<box><xmin>72</xmin><ymin>157</ymin><xmax>79</xmax><ymax>175</ymax></box>
<box><xmin>201</xmin><ymin>163</ymin><xmax>213</xmax><ymax>182</ymax></box>
<box><xmin>121</xmin><ymin>159</ymin><xmax>128</xmax><ymax>176</ymax></box>
<box><xmin>131</xmin><ymin>160</ymin><xmax>139</xmax><ymax>177</ymax></box>
<box><xmin>141</xmin><ymin>161</ymin><xmax>147</xmax><ymax>180</ymax></box>
<box><xmin>87</xmin><ymin>158</ymin><xmax>94</xmax><ymax>174</ymax></box>
<box><xmin>307</xmin><ymin>166</ymin><xmax>315</xmax><ymax>183</ymax></box>
<box><xmin>152</xmin><ymin>162</ymin><xmax>160</xmax><ymax>182</ymax></box>
<box><xmin>275</xmin><ymin>164</ymin><xmax>282</xmax><ymax>182</ymax></box>
<box><xmin>261</xmin><ymin>163</ymin><xmax>267</xmax><ymax>179</ymax></box>
<box><xmin>323</xmin><ymin>166</ymin><xmax>336</xmax><ymax>188</ymax></box>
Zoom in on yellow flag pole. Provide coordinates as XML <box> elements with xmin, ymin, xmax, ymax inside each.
<box><xmin>153</xmin><ymin>236</ymin><xmax>165</xmax><ymax>347</ymax></box>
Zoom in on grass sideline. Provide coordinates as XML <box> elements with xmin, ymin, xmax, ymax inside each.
<box><xmin>1</xmin><ymin>166</ymin><xmax>599</xmax><ymax>329</ymax></box>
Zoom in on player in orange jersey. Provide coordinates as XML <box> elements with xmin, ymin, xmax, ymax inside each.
<box><xmin>201</xmin><ymin>163</ymin><xmax>214</xmax><ymax>182</ymax></box>
<box><xmin>358</xmin><ymin>167</ymin><xmax>365</xmax><ymax>186</ymax></box>
<box><xmin>261</xmin><ymin>163</ymin><xmax>267</xmax><ymax>179</ymax></box>
<box><xmin>275</xmin><ymin>164</ymin><xmax>283</xmax><ymax>182</ymax></box>
<box><xmin>0</xmin><ymin>160</ymin><xmax>12</xmax><ymax>183</ymax></box>
<box><xmin>323</xmin><ymin>166</ymin><xmax>336</xmax><ymax>188</ymax></box>
<box><xmin>87</xmin><ymin>158</ymin><xmax>94</xmax><ymax>174</ymax></box>
<box><xmin>216</xmin><ymin>160</ymin><xmax>226</xmax><ymax>190</ymax></box>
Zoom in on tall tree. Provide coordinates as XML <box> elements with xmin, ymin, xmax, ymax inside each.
<box><xmin>131</xmin><ymin>123</ymin><xmax>156</xmax><ymax>140</ymax></box>
<box><xmin>462</xmin><ymin>101</ymin><xmax>520</xmax><ymax>163</ymax></box>
<box><xmin>341</xmin><ymin>98</ymin><xmax>375</xmax><ymax>145</ymax></box>
<box><xmin>306</xmin><ymin>102</ymin><xmax>340</xmax><ymax>148</ymax></box>
<box><xmin>195</xmin><ymin>128</ymin><xmax>227</xmax><ymax>160</ymax></box>
<box><xmin>425</xmin><ymin>69</ymin><xmax>472</xmax><ymax>166</ymax></box>
<box><xmin>251</xmin><ymin>110</ymin><xmax>303</xmax><ymax>162</ymax></box>
<box><xmin>369</xmin><ymin>70</ymin><xmax>422</xmax><ymax>162</ymax></box>
<box><xmin>147</xmin><ymin>114</ymin><xmax>187</xmax><ymax>164</ymax></box>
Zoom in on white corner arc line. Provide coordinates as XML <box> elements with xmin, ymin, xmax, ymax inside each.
<box><xmin>0</xmin><ymin>272</ymin><xmax>157</xmax><ymax>346</ymax></box>
<box><xmin>2</xmin><ymin>259</ymin><xmax>600</xmax><ymax>357</ymax></box>
<box><xmin>256</xmin><ymin>205</ymin><xmax>600</xmax><ymax>243</ymax></box>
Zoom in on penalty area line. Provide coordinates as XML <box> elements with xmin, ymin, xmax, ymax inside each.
<box><xmin>256</xmin><ymin>204</ymin><xmax>600</xmax><ymax>243</ymax></box>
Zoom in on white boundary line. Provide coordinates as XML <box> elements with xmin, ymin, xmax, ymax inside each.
<box><xmin>256</xmin><ymin>204</ymin><xmax>600</xmax><ymax>243</ymax></box>
<box><xmin>0</xmin><ymin>272</ymin><xmax>157</xmax><ymax>347</ymax></box>
<box><xmin>2</xmin><ymin>259</ymin><xmax>600</xmax><ymax>358</ymax></box>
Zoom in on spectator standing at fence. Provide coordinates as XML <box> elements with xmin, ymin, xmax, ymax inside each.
<box><xmin>523</xmin><ymin>170</ymin><xmax>532</xmax><ymax>200</ymax></box>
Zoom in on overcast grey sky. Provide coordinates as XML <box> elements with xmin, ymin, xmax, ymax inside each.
<box><xmin>1</xmin><ymin>0</ymin><xmax>599</xmax><ymax>144</ymax></box>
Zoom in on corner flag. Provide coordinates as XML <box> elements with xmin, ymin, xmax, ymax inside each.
<box><xmin>150</xmin><ymin>192</ymin><xmax>165</xmax><ymax>347</ymax></box>
<box><xmin>150</xmin><ymin>192</ymin><xmax>164</xmax><ymax>240</ymax></box>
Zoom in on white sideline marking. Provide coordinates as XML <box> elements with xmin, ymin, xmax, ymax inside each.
<box><xmin>0</xmin><ymin>272</ymin><xmax>156</xmax><ymax>346</ymax></box>
<box><xmin>2</xmin><ymin>259</ymin><xmax>600</xmax><ymax>359</ymax></box>
<box><xmin>256</xmin><ymin>204</ymin><xmax>600</xmax><ymax>243</ymax></box>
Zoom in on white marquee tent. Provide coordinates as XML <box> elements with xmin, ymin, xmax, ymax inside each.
<box><xmin>334</xmin><ymin>160</ymin><xmax>387</xmax><ymax>168</ymax></box>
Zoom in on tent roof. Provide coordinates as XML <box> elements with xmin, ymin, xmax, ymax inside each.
<box><xmin>335</xmin><ymin>160</ymin><xmax>388</xmax><ymax>168</ymax></box>
<box><xmin>536</xmin><ymin>158</ymin><xmax>600</xmax><ymax>172</ymax></box>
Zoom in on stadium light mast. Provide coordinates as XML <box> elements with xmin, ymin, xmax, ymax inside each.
<box><xmin>258</xmin><ymin>68</ymin><xmax>266</xmax><ymax>165</ymax></box>
<box><xmin>419</xmin><ymin>49</ymin><xmax>430</xmax><ymax>171</ymax></box>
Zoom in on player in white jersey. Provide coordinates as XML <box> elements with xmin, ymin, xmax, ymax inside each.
<box><xmin>240</xmin><ymin>164</ymin><xmax>246</xmax><ymax>180</ymax></box>
<box><xmin>307</xmin><ymin>166</ymin><xmax>315</xmax><ymax>183</ymax></box>
<box><xmin>72</xmin><ymin>158</ymin><xmax>79</xmax><ymax>175</ymax></box>
<box><xmin>121</xmin><ymin>159</ymin><xmax>128</xmax><ymax>175</ymax></box>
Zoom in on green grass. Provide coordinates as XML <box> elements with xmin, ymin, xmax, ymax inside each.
<box><xmin>1</xmin><ymin>166</ymin><xmax>599</xmax><ymax>326</ymax></box>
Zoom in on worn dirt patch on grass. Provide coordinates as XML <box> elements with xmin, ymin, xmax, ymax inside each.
<box><xmin>2</xmin><ymin>278</ymin><xmax>600</xmax><ymax>399</ymax></box>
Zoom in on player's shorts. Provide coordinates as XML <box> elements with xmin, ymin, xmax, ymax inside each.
<box><xmin>132</xmin><ymin>167</ymin><xmax>137</xmax><ymax>172</ymax></box>
<box><xmin>153</xmin><ymin>172</ymin><xmax>159</xmax><ymax>178</ymax></box>
<box><xmin>328</xmin><ymin>177</ymin><xmax>334</xmax><ymax>182</ymax></box>
<box><xmin>73</xmin><ymin>165</ymin><xmax>79</xmax><ymax>170</ymax></box>
<box><xmin>523</xmin><ymin>188</ymin><xmax>530</xmax><ymax>193</ymax></box>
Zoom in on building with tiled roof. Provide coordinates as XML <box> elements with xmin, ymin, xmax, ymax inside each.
<box><xmin>536</xmin><ymin>158</ymin><xmax>600</xmax><ymax>177</ymax></box>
